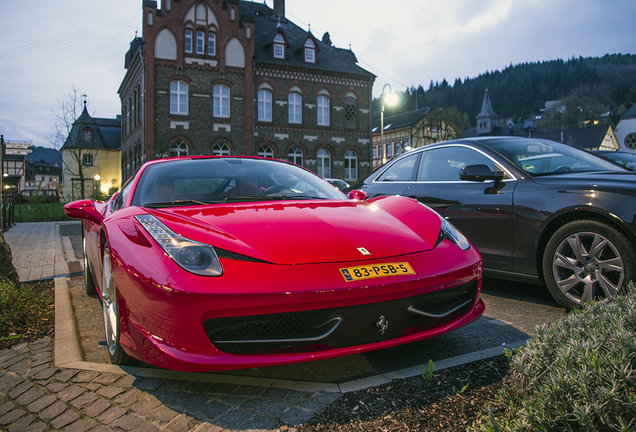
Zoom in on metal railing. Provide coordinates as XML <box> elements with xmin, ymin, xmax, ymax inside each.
<box><xmin>1</xmin><ymin>194</ymin><xmax>15</xmax><ymax>231</ymax></box>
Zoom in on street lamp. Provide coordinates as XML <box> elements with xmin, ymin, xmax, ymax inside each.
<box><xmin>380</xmin><ymin>83</ymin><xmax>398</xmax><ymax>165</ymax></box>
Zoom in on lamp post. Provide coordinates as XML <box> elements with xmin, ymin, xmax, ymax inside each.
<box><xmin>380</xmin><ymin>84</ymin><xmax>398</xmax><ymax>165</ymax></box>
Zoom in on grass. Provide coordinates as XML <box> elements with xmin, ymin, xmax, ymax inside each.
<box><xmin>0</xmin><ymin>277</ymin><xmax>55</xmax><ymax>348</ymax></box>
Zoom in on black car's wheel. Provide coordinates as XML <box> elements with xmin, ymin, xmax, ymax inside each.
<box><xmin>543</xmin><ymin>218</ymin><xmax>635</xmax><ymax>310</ymax></box>
<box><xmin>83</xmin><ymin>236</ymin><xmax>97</xmax><ymax>296</ymax></box>
<box><xmin>101</xmin><ymin>244</ymin><xmax>134</xmax><ymax>365</ymax></box>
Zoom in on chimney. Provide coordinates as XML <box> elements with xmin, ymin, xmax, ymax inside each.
<box><xmin>274</xmin><ymin>0</ymin><xmax>285</xmax><ymax>21</ymax></box>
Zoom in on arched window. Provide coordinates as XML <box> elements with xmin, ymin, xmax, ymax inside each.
<box><xmin>345</xmin><ymin>150</ymin><xmax>358</xmax><ymax>181</ymax></box>
<box><xmin>317</xmin><ymin>148</ymin><xmax>331</xmax><ymax>178</ymax></box>
<box><xmin>288</xmin><ymin>92</ymin><xmax>302</xmax><ymax>124</ymax></box>
<box><xmin>170</xmin><ymin>141</ymin><xmax>189</xmax><ymax>157</ymax></box>
<box><xmin>288</xmin><ymin>146</ymin><xmax>303</xmax><ymax>166</ymax></box>
<box><xmin>170</xmin><ymin>81</ymin><xmax>188</xmax><ymax>115</ymax></box>
<box><xmin>258</xmin><ymin>89</ymin><xmax>272</xmax><ymax>122</ymax></box>
<box><xmin>344</xmin><ymin>92</ymin><xmax>358</xmax><ymax>129</ymax></box>
<box><xmin>258</xmin><ymin>145</ymin><xmax>274</xmax><ymax>158</ymax></box>
<box><xmin>317</xmin><ymin>95</ymin><xmax>330</xmax><ymax>126</ymax></box>
<box><xmin>213</xmin><ymin>84</ymin><xmax>230</xmax><ymax>118</ymax></box>
<box><xmin>213</xmin><ymin>142</ymin><xmax>230</xmax><ymax>155</ymax></box>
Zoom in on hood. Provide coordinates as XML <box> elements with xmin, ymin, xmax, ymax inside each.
<box><xmin>145</xmin><ymin>196</ymin><xmax>441</xmax><ymax>265</ymax></box>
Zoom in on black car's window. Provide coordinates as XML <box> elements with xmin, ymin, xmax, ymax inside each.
<box><xmin>376</xmin><ymin>153</ymin><xmax>420</xmax><ymax>182</ymax></box>
<box><xmin>131</xmin><ymin>158</ymin><xmax>345</xmax><ymax>207</ymax></box>
<box><xmin>487</xmin><ymin>139</ymin><xmax>626</xmax><ymax>175</ymax></box>
<box><xmin>111</xmin><ymin>177</ymin><xmax>134</xmax><ymax>211</ymax></box>
<box><xmin>417</xmin><ymin>146</ymin><xmax>509</xmax><ymax>181</ymax></box>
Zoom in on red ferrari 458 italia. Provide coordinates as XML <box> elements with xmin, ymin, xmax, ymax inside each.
<box><xmin>64</xmin><ymin>156</ymin><xmax>484</xmax><ymax>372</ymax></box>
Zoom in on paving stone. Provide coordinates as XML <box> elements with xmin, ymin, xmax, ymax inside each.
<box><xmin>110</xmin><ymin>413</ymin><xmax>144</xmax><ymax>430</ymax></box>
<box><xmin>205</xmin><ymin>382</ymin><xmax>240</xmax><ymax>395</ymax></box>
<box><xmin>77</xmin><ymin>383</ymin><xmax>101</xmax><ymax>392</ymax></box>
<box><xmin>96</xmin><ymin>385</ymin><xmax>126</xmax><ymax>399</ymax></box>
<box><xmin>0</xmin><ymin>374</ymin><xmax>23</xmax><ymax>394</ymax></box>
<box><xmin>22</xmin><ymin>420</ymin><xmax>47</xmax><ymax>432</ymax></box>
<box><xmin>57</xmin><ymin>385</ymin><xmax>86</xmax><ymax>402</ymax></box>
<box><xmin>251</xmin><ymin>400</ymin><xmax>288</xmax><ymax>417</ymax></box>
<box><xmin>1</xmin><ymin>356</ymin><xmax>24</xmax><ymax>369</ymax></box>
<box><xmin>16</xmin><ymin>387</ymin><xmax>45</xmax><ymax>406</ymax></box>
<box><xmin>240</xmin><ymin>414</ymin><xmax>277</xmax><ymax>431</ymax></box>
<box><xmin>46</xmin><ymin>382</ymin><xmax>69</xmax><ymax>393</ymax></box>
<box><xmin>50</xmin><ymin>409</ymin><xmax>80</xmax><ymax>429</ymax></box>
<box><xmin>114</xmin><ymin>388</ymin><xmax>145</xmax><ymax>407</ymax></box>
<box><xmin>0</xmin><ymin>349</ymin><xmax>16</xmax><ymax>363</ymax></box>
<box><xmin>32</xmin><ymin>367</ymin><xmax>60</xmax><ymax>381</ymax></box>
<box><xmin>134</xmin><ymin>377</ymin><xmax>166</xmax><ymax>391</ymax></box>
<box><xmin>195</xmin><ymin>400</ymin><xmax>231</xmax><ymax>419</ymax></box>
<box><xmin>72</xmin><ymin>371</ymin><xmax>100</xmax><ymax>383</ymax></box>
<box><xmin>215</xmin><ymin>409</ymin><xmax>254</xmax><ymax>429</ymax></box>
<box><xmin>233</xmin><ymin>385</ymin><xmax>266</xmax><ymax>397</ymax></box>
<box><xmin>180</xmin><ymin>394</ymin><xmax>211</xmax><ymax>413</ymax></box>
<box><xmin>91</xmin><ymin>373</ymin><xmax>122</xmax><ymax>385</ymax></box>
<box><xmin>0</xmin><ymin>401</ymin><xmax>15</xmax><ymax>416</ymax></box>
<box><xmin>26</xmin><ymin>395</ymin><xmax>56</xmax><ymax>413</ymax></box>
<box><xmin>144</xmin><ymin>404</ymin><xmax>180</xmax><ymax>425</ymax></box>
<box><xmin>26</xmin><ymin>364</ymin><xmax>49</xmax><ymax>379</ymax></box>
<box><xmin>181</xmin><ymin>381</ymin><xmax>212</xmax><ymax>393</ymax></box>
<box><xmin>84</xmin><ymin>399</ymin><xmax>112</xmax><ymax>418</ymax></box>
<box><xmin>280</xmin><ymin>408</ymin><xmax>315</xmax><ymax>426</ymax></box>
<box><xmin>70</xmin><ymin>392</ymin><xmax>98</xmax><ymax>409</ymax></box>
<box><xmin>310</xmin><ymin>391</ymin><xmax>341</xmax><ymax>404</ymax></box>
<box><xmin>129</xmin><ymin>397</ymin><xmax>162</xmax><ymax>416</ymax></box>
<box><xmin>0</xmin><ymin>407</ymin><xmax>26</xmax><ymax>425</ymax></box>
<box><xmin>130</xmin><ymin>422</ymin><xmax>162</xmax><ymax>432</ymax></box>
<box><xmin>38</xmin><ymin>401</ymin><xmax>68</xmax><ymax>421</ymax></box>
<box><xmin>158</xmin><ymin>379</ymin><xmax>188</xmax><ymax>392</ymax></box>
<box><xmin>7</xmin><ymin>412</ymin><xmax>35</xmax><ymax>432</ymax></box>
<box><xmin>113</xmin><ymin>374</ymin><xmax>137</xmax><ymax>387</ymax></box>
<box><xmin>12</xmin><ymin>343</ymin><xmax>29</xmax><ymax>354</ymax></box>
<box><xmin>7</xmin><ymin>359</ymin><xmax>29</xmax><ymax>374</ymax></box>
<box><xmin>191</xmin><ymin>423</ymin><xmax>223</xmax><ymax>432</ymax></box>
<box><xmin>61</xmin><ymin>418</ymin><xmax>98</xmax><ymax>432</ymax></box>
<box><xmin>166</xmin><ymin>414</ymin><xmax>200</xmax><ymax>432</ymax></box>
<box><xmin>96</xmin><ymin>406</ymin><xmax>126</xmax><ymax>424</ymax></box>
<box><xmin>55</xmin><ymin>370</ymin><xmax>79</xmax><ymax>383</ymax></box>
<box><xmin>30</xmin><ymin>353</ymin><xmax>52</xmax><ymax>367</ymax></box>
<box><xmin>7</xmin><ymin>381</ymin><xmax>33</xmax><ymax>399</ymax></box>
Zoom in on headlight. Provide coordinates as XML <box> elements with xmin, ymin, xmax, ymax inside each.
<box><xmin>135</xmin><ymin>214</ymin><xmax>223</xmax><ymax>276</ymax></box>
<box><xmin>418</xmin><ymin>202</ymin><xmax>470</xmax><ymax>251</ymax></box>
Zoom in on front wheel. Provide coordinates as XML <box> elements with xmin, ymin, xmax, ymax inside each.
<box><xmin>101</xmin><ymin>244</ymin><xmax>134</xmax><ymax>365</ymax></box>
<box><xmin>543</xmin><ymin>218</ymin><xmax>635</xmax><ymax>310</ymax></box>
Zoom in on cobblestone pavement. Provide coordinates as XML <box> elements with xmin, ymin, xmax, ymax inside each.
<box><xmin>1</xmin><ymin>338</ymin><xmax>340</xmax><ymax>432</ymax></box>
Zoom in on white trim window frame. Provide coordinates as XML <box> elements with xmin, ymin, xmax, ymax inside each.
<box><xmin>196</xmin><ymin>31</ymin><xmax>205</xmax><ymax>55</ymax></box>
<box><xmin>213</xmin><ymin>84</ymin><xmax>230</xmax><ymax>118</ymax></box>
<box><xmin>317</xmin><ymin>95</ymin><xmax>330</xmax><ymax>126</ymax></box>
<box><xmin>317</xmin><ymin>148</ymin><xmax>331</xmax><ymax>178</ymax></box>
<box><xmin>258</xmin><ymin>90</ymin><xmax>273</xmax><ymax>122</ymax></box>
<box><xmin>288</xmin><ymin>146</ymin><xmax>303</xmax><ymax>166</ymax></box>
<box><xmin>185</xmin><ymin>29</ymin><xmax>193</xmax><ymax>54</ymax></box>
<box><xmin>208</xmin><ymin>32</ymin><xmax>216</xmax><ymax>56</ymax></box>
<box><xmin>258</xmin><ymin>145</ymin><xmax>274</xmax><ymax>158</ymax></box>
<box><xmin>304</xmin><ymin>39</ymin><xmax>316</xmax><ymax>63</ymax></box>
<box><xmin>345</xmin><ymin>149</ymin><xmax>358</xmax><ymax>181</ymax></box>
<box><xmin>273</xmin><ymin>34</ymin><xmax>285</xmax><ymax>59</ymax></box>
<box><xmin>288</xmin><ymin>92</ymin><xmax>302</xmax><ymax>124</ymax></box>
<box><xmin>213</xmin><ymin>142</ymin><xmax>230</xmax><ymax>155</ymax></box>
<box><xmin>170</xmin><ymin>80</ymin><xmax>188</xmax><ymax>115</ymax></box>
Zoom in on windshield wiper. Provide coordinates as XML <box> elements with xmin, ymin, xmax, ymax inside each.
<box><xmin>143</xmin><ymin>199</ymin><xmax>209</xmax><ymax>208</ymax></box>
<box><xmin>224</xmin><ymin>195</ymin><xmax>325</xmax><ymax>202</ymax></box>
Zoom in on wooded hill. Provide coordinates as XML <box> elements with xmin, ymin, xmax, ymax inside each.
<box><xmin>374</xmin><ymin>54</ymin><xmax>636</xmax><ymax>128</ymax></box>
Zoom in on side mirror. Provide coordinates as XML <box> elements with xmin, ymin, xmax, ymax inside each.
<box><xmin>64</xmin><ymin>199</ymin><xmax>104</xmax><ymax>225</ymax></box>
<box><xmin>348</xmin><ymin>190</ymin><xmax>369</xmax><ymax>201</ymax></box>
<box><xmin>459</xmin><ymin>164</ymin><xmax>504</xmax><ymax>182</ymax></box>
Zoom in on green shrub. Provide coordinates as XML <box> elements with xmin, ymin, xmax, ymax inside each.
<box><xmin>476</xmin><ymin>283</ymin><xmax>636</xmax><ymax>432</ymax></box>
<box><xmin>15</xmin><ymin>202</ymin><xmax>69</xmax><ymax>222</ymax></box>
<box><xmin>0</xmin><ymin>278</ymin><xmax>54</xmax><ymax>338</ymax></box>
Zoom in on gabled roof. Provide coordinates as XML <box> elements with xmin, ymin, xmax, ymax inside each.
<box><xmin>62</xmin><ymin>104</ymin><xmax>121</xmax><ymax>151</ymax></box>
<box><xmin>240</xmin><ymin>1</ymin><xmax>374</xmax><ymax>78</ymax></box>
<box><xmin>372</xmin><ymin>108</ymin><xmax>431</xmax><ymax>133</ymax></box>
<box><xmin>621</xmin><ymin>103</ymin><xmax>636</xmax><ymax>120</ymax></box>
<box><xmin>534</xmin><ymin>125</ymin><xmax>613</xmax><ymax>150</ymax></box>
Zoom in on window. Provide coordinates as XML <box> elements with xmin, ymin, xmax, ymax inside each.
<box><xmin>288</xmin><ymin>146</ymin><xmax>303</xmax><ymax>165</ymax></box>
<box><xmin>378</xmin><ymin>153</ymin><xmax>420</xmax><ymax>182</ymax></box>
<box><xmin>83</xmin><ymin>154</ymin><xmax>93</xmax><ymax>166</ymax></box>
<box><xmin>213</xmin><ymin>84</ymin><xmax>230</xmax><ymax>118</ymax></box>
<box><xmin>258</xmin><ymin>90</ymin><xmax>272</xmax><ymax>122</ymax></box>
<box><xmin>395</xmin><ymin>143</ymin><xmax>402</xmax><ymax>156</ymax></box>
<box><xmin>213</xmin><ymin>142</ymin><xmax>230</xmax><ymax>156</ymax></box>
<box><xmin>317</xmin><ymin>148</ymin><xmax>331</xmax><ymax>178</ymax></box>
<box><xmin>170</xmin><ymin>81</ymin><xmax>188</xmax><ymax>115</ymax></box>
<box><xmin>345</xmin><ymin>150</ymin><xmax>358</xmax><ymax>181</ymax></box>
<box><xmin>386</xmin><ymin>144</ymin><xmax>393</xmax><ymax>158</ymax></box>
<box><xmin>169</xmin><ymin>141</ymin><xmax>189</xmax><ymax>157</ymax></box>
<box><xmin>208</xmin><ymin>32</ymin><xmax>216</xmax><ymax>56</ymax></box>
<box><xmin>185</xmin><ymin>30</ymin><xmax>193</xmax><ymax>54</ymax></box>
<box><xmin>273</xmin><ymin>34</ymin><xmax>285</xmax><ymax>59</ymax></box>
<box><xmin>258</xmin><ymin>145</ymin><xmax>274</xmax><ymax>158</ymax></box>
<box><xmin>288</xmin><ymin>93</ymin><xmax>302</xmax><ymax>124</ymax></box>
<box><xmin>317</xmin><ymin>95</ymin><xmax>330</xmax><ymax>126</ymax></box>
<box><xmin>196</xmin><ymin>31</ymin><xmax>205</xmax><ymax>54</ymax></box>
<box><xmin>304</xmin><ymin>39</ymin><xmax>316</xmax><ymax>63</ymax></box>
<box><xmin>417</xmin><ymin>147</ymin><xmax>507</xmax><ymax>182</ymax></box>
<box><xmin>344</xmin><ymin>93</ymin><xmax>357</xmax><ymax>129</ymax></box>
<box><xmin>83</xmin><ymin>129</ymin><xmax>92</xmax><ymax>141</ymax></box>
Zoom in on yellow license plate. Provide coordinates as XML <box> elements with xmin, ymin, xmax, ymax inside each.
<box><xmin>340</xmin><ymin>262</ymin><xmax>415</xmax><ymax>282</ymax></box>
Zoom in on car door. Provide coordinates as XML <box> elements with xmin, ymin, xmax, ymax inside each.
<box><xmin>403</xmin><ymin>145</ymin><xmax>516</xmax><ymax>273</ymax></box>
<box><xmin>361</xmin><ymin>152</ymin><xmax>421</xmax><ymax>198</ymax></box>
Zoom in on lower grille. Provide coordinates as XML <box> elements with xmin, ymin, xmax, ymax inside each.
<box><xmin>204</xmin><ymin>281</ymin><xmax>478</xmax><ymax>355</ymax></box>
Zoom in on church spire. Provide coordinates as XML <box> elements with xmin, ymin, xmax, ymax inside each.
<box><xmin>475</xmin><ymin>88</ymin><xmax>499</xmax><ymax>135</ymax></box>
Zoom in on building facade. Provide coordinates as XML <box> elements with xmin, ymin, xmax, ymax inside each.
<box><xmin>119</xmin><ymin>0</ymin><xmax>375</xmax><ymax>183</ymax></box>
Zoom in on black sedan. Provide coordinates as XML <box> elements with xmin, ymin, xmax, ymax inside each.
<box><xmin>591</xmin><ymin>150</ymin><xmax>636</xmax><ymax>171</ymax></box>
<box><xmin>354</xmin><ymin>137</ymin><xmax>636</xmax><ymax>310</ymax></box>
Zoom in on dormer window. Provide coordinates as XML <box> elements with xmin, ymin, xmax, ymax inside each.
<box><xmin>83</xmin><ymin>128</ymin><xmax>92</xmax><ymax>141</ymax></box>
<box><xmin>273</xmin><ymin>34</ymin><xmax>285</xmax><ymax>59</ymax></box>
<box><xmin>304</xmin><ymin>39</ymin><xmax>316</xmax><ymax>63</ymax></box>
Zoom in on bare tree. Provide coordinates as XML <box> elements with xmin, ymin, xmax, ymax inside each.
<box><xmin>48</xmin><ymin>87</ymin><xmax>98</xmax><ymax>200</ymax></box>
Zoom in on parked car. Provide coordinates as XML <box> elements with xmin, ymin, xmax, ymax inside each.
<box><xmin>590</xmin><ymin>150</ymin><xmax>636</xmax><ymax>171</ymax></box>
<box><xmin>326</xmin><ymin>178</ymin><xmax>350</xmax><ymax>191</ymax></box>
<box><xmin>64</xmin><ymin>156</ymin><xmax>484</xmax><ymax>372</ymax></box>
<box><xmin>353</xmin><ymin>137</ymin><xmax>636</xmax><ymax>310</ymax></box>
<box><xmin>20</xmin><ymin>189</ymin><xmax>61</xmax><ymax>203</ymax></box>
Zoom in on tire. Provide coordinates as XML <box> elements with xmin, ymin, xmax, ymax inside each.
<box><xmin>101</xmin><ymin>244</ymin><xmax>134</xmax><ymax>365</ymax></box>
<box><xmin>83</xmin><ymin>236</ymin><xmax>97</xmax><ymax>296</ymax></box>
<box><xmin>543</xmin><ymin>218</ymin><xmax>635</xmax><ymax>310</ymax></box>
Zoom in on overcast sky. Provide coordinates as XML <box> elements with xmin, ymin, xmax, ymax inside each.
<box><xmin>1</xmin><ymin>0</ymin><xmax>635</xmax><ymax>149</ymax></box>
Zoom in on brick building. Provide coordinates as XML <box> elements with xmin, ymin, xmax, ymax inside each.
<box><xmin>119</xmin><ymin>0</ymin><xmax>375</xmax><ymax>183</ymax></box>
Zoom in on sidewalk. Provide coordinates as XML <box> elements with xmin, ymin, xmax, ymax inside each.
<box><xmin>2</xmin><ymin>222</ymin><xmax>518</xmax><ymax>432</ymax></box>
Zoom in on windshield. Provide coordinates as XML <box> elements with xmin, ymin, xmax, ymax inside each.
<box><xmin>131</xmin><ymin>157</ymin><xmax>345</xmax><ymax>207</ymax></box>
<box><xmin>486</xmin><ymin>138</ymin><xmax>628</xmax><ymax>176</ymax></box>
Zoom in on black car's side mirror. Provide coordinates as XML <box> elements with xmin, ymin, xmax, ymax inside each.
<box><xmin>459</xmin><ymin>164</ymin><xmax>504</xmax><ymax>182</ymax></box>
